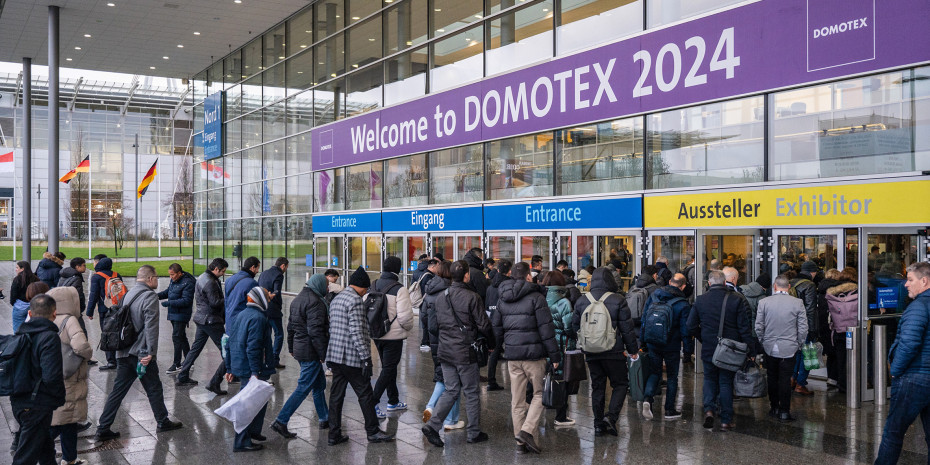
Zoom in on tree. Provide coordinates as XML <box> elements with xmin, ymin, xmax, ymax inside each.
<box><xmin>163</xmin><ymin>153</ymin><xmax>194</xmax><ymax>253</ymax></box>
<box><xmin>64</xmin><ymin>126</ymin><xmax>90</xmax><ymax>239</ymax></box>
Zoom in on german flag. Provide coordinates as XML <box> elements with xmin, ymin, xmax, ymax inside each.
<box><xmin>137</xmin><ymin>159</ymin><xmax>157</xmax><ymax>198</ymax></box>
<box><xmin>59</xmin><ymin>156</ymin><xmax>90</xmax><ymax>184</ymax></box>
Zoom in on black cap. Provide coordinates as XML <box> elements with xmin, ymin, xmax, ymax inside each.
<box><xmin>349</xmin><ymin>266</ymin><xmax>371</xmax><ymax>288</ymax></box>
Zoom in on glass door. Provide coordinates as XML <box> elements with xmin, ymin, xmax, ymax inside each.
<box><xmin>384</xmin><ymin>235</ymin><xmax>405</xmax><ymax>283</ymax></box>
<box><xmin>488</xmin><ymin>234</ymin><xmax>516</xmax><ymax>266</ymax></box>
<box><xmin>698</xmin><ymin>230</ymin><xmax>759</xmax><ymax>290</ymax></box>
<box><xmin>406</xmin><ymin>235</ymin><xmax>428</xmax><ymax>282</ymax></box>
<box><xmin>457</xmin><ymin>234</ymin><xmax>483</xmax><ymax>261</ymax></box>
<box><xmin>597</xmin><ymin>233</ymin><xmax>639</xmax><ymax>292</ymax></box>
<box><xmin>432</xmin><ymin>235</ymin><xmax>454</xmax><ymax>261</ymax></box>
<box><xmin>648</xmin><ymin>230</ymin><xmax>696</xmax><ymax>275</ymax></box>
<box><xmin>575</xmin><ymin>234</ymin><xmax>595</xmax><ymax>272</ymax></box>
<box><xmin>314</xmin><ymin>235</ymin><xmax>346</xmax><ymax>285</ymax></box>
<box><xmin>773</xmin><ymin>230</ymin><xmax>844</xmax><ymax>277</ymax></box>
<box><xmin>519</xmin><ymin>234</ymin><xmax>552</xmax><ymax>271</ymax></box>
<box><xmin>555</xmin><ymin>232</ymin><xmax>572</xmax><ymax>269</ymax></box>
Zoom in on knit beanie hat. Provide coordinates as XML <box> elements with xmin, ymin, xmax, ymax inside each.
<box><xmin>383</xmin><ymin>256</ymin><xmax>402</xmax><ymax>274</ymax></box>
<box><xmin>349</xmin><ymin>266</ymin><xmax>371</xmax><ymax>289</ymax></box>
<box><xmin>245</xmin><ymin>286</ymin><xmax>268</xmax><ymax>312</ymax></box>
<box><xmin>755</xmin><ymin>272</ymin><xmax>772</xmax><ymax>289</ymax></box>
<box><xmin>801</xmin><ymin>261</ymin><xmax>819</xmax><ymax>274</ymax></box>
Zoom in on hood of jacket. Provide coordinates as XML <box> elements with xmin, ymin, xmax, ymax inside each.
<box><xmin>740</xmin><ymin>281</ymin><xmax>766</xmax><ymax>298</ymax></box>
<box><xmin>545</xmin><ymin>286</ymin><xmax>568</xmax><ymax>306</ymax></box>
<box><xmin>818</xmin><ymin>278</ymin><xmax>840</xmax><ymax>293</ymax></box>
<box><xmin>498</xmin><ymin>278</ymin><xmax>542</xmax><ymax>303</ymax></box>
<box><xmin>94</xmin><ymin>258</ymin><xmax>113</xmax><ymax>272</ymax></box>
<box><xmin>656</xmin><ymin>262</ymin><xmax>669</xmax><ymax>271</ymax></box>
<box><xmin>59</xmin><ymin>267</ymin><xmax>82</xmax><ymax>281</ymax></box>
<box><xmin>652</xmin><ymin>285</ymin><xmax>686</xmax><ymax>302</ymax></box>
<box><xmin>245</xmin><ymin>286</ymin><xmax>268</xmax><ymax>312</ymax></box>
<box><xmin>634</xmin><ymin>273</ymin><xmax>656</xmax><ymax>289</ymax></box>
<box><xmin>827</xmin><ymin>282</ymin><xmax>858</xmax><ymax>298</ymax></box>
<box><xmin>424</xmin><ymin>276</ymin><xmax>450</xmax><ymax>296</ymax></box>
<box><xmin>17</xmin><ymin>316</ymin><xmax>59</xmax><ymax>335</ymax></box>
<box><xmin>490</xmin><ymin>271</ymin><xmax>509</xmax><ymax>288</ymax></box>
<box><xmin>46</xmin><ymin>287</ymin><xmax>81</xmax><ymax>319</ymax></box>
<box><xmin>416</xmin><ymin>260</ymin><xmax>430</xmax><ymax>272</ymax></box>
<box><xmin>463</xmin><ymin>249</ymin><xmax>483</xmax><ymax>269</ymax></box>
<box><xmin>13</xmin><ymin>299</ymin><xmax>30</xmax><ymax>310</ymax></box>
<box><xmin>590</xmin><ymin>267</ymin><xmax>619</xmax><ymax>292</ymax></box>
<box><xmin>175</xmin><ymin>271</ymin><xmax>196</xmax><ymax>286</ymax></box>
<box><xmin>307</xmin><ymin>273</ymin><xmax>328</xmax><ymax>298</ymax></box>
<box><xmin>41</xmin><ymin>252</ymin><xmax>63</xmax><ymax>266</ymax></box>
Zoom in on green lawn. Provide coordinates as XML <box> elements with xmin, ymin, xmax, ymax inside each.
<box><xmin>109</xmin><ymin>259</ymin><xmax>196</xmax><ymax>278</ymax></box>
<box><xmin>0</xmin><ymin>245</ymin><xmax>193</xmax><ymax>261</ymax></box>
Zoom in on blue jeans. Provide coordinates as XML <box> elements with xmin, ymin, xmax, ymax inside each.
<box><xmin>426</xmin><ymin>381</ymin><xmax>460</xmax><ymax>425</ymax></box>
<box><xmin>276</xmin><ymin>361</ymin><xmax>329</xmax><ymax>424</ymax></box>
<box><xmin>234</xmin><ymin>377</ymin><xmax>268</xmax><ymax>450</ymax></box>
<box><xmin>645</xmin><ymin>347</ymin><xmax>680</xmax><ymax>412</ymax></box>
<box><xmin>269</xmin><ymin>318</ymin><xmax>284</xmax><ymax>364</ymax></box>
<box><xmin>703</xmin><ymin>363</ymin><xmax>736</xmax><ymax>424</ymax></box>
<box><xmin>875</xmin><ymin>373</ymin><xmax>930</xmax><ymax>465</ymax></box>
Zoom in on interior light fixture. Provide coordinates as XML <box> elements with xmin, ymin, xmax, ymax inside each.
<box><xmin>300</xmin><ymin>44</ymin><xmax>307</xmax><ymax>48</ymax></box>
<box><xmin>150</xmin><ymin>66</ymin><xmax>156</xmax><ymax>69</ymax></box>
<box><xmin>106</xmin><ymin>2</ymin><xmax>115</xmax><ymax>6</ymax></box>
<box><xmin>66</xmin><ymin>58</ymin><xmax>73</xmax><ymax>61</ymax></box>
<box><xmin>234</xmin><ymin>0</ymin><xmax>242</xmax><ymax>3</ymax></box>
<box><xmin>193</xmin><ymin>31</ymin><xmax>201</xmax><ymax>35</ymax></box>
<box><xmin>434</xmin><ymin>8</ymin><xmax>441</xmax><ymax>11</ymax></box>
<box><xmin>75</xmin><ymin>46</ymin><xmax>82</xmax><ymax>50</ymax></box>
<box><xmin>352</xmin><ymin>16</ymin><xmax>360</xmax><ymax>20</ymax></box>
<box><xmin>84</xmin><ymin>34</ymin><xmax>92</xmax><ymax>38</ymax></box>
<box><xmin>368</xmin><ymin>38</ymin><xmax>375</xmax><ymax>41</ymax></box>
<box><xmin>163</xmin><ymin>56</ymin><xmax>169</xmax><ymax>59</ymax></box>
<box><xmin>177</xmin><ymin>44</ymin><xmax>184</xmax><ymax>48</ymax></box>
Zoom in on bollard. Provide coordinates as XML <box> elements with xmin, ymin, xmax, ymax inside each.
<box><xmin>874</xmin><ymin>325</ymin><xmax>888</xmax><ymax>406</ymax></box>
<box><xmin>847</xmin><ymin>327</ymin><xmax>860</xmax><ymax>409</ymax></box>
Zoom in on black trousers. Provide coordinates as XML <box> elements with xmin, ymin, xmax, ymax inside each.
<box><xmin>765</xmin><ymin>355</ymin><xmax>795</xmax><ymax>412</ymax></box>
<box><xmin>11</xmin><ymin>406</ymin><xmax>55</xmax><ymax>465</ymax></box>
<box><xmin>98</xmin><ymin>313</ymin><xmax>116</xmax><ymax>365</ymax></box>
<box><xmin>487</xmin><ymin>339</ymin><xmax>504</xmax><ymax>384</ymax></box>
<box><xmin>587</xmin><ymin>358</ymin><xmax>629</xmax><ymax>424</ymax></box>
<box><xmin>420</xmin><ymin>311</ymin><xmax>430</xmax><ymax>346</ymax></box>
<box><xmin>833</xmin><ymin>332</ymin><xmax>848</xmax><ymax>391</ymax></box>
<box><xmin>177</xmin><ymin>322</ymin><xmax>226</xmax><ymax>388</ymax></box>
<box><xmin>98</xmin><ymin>355</ymin><xmax>170</xmax><ymax>431</ymax></box>
<box><xmin>171</xmin><ymin>320</ymin><xmax>191</xmax><ymax>367</ymax></box>
<box><xmin>328</xmin><ymin>362</ymin><xmax>379</xmax><ymax>440</ymax></box>
<box><xmin>372</xmin><ymin>339</ymin><xmax>404</xmax><ymax>405</ymax></box>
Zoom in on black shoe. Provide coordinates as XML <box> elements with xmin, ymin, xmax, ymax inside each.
<box><xmin>664</xmin><ymin>409</ymin><xmax>682</xmax><ymax>420</ymax></box>
<box><xmin>275</xmin><ymin>364</ymin><xmax>286</xmax><ymax>369</ymax></box>
<box><xmin>87</xmin><ymin>359</ymin><xmax>99</xmax><ymax>366</ymax></box>
<box><xmin>594</xmin><ymin>423</ymin><xmax>606</xmax><ymax>437</ymax></box>
<box><xmin>367</xmin><ymin>431</ymin><xmax>394</xmax><ymax>443</ymax></box>
<box><xmin>720</xmin><ymin>423</ymin><xmax>734</xmax><ymax>432</ymax></box>
<box><xmin>99</xmin><ymin>364</ymin><xmax>117</xmax><ymax>371</ymax></box>
<box><xmin>703</xmin><ymin>412</ymin><xmax>714</xmax><ymax>429</ymax></box>
<box><xmin>328</xmin><ymin>435</ymin><xmax>349</xmax><ymax>446</ymax></box>
<box><xmin>77</xmin><ymin>421</ymin><xmax>93</xmax><ymax>433</ymax></box>
<box><xmin>467</xmin><ymin>432</ymin><xmax>489</xmax><ymax>443</ymax></box>
<box><xmin>176</xmin><ymin>379</ymin><xmax>199</xmax><ymax>387</ymax></box>
<box><xmin>516</xmin><ymin>443</ymin><xmax>528</xmax><ymax>454</ymax></box>
<box><xmin>318</xmin><ymin>421</ymin><xmax>329</xmax><ymax>430</ymax></box>
<box><xmin>251</xmin><ymin>433</ymin><xmax>267</xmax><ymax>442</ymax></box>
<box><xmin>487</xmin><ymin>383</ymin><xmax>505</xmax><ymax>392</ymax></box>
<box><xmin>422</xmin><ymin>425</ymin><xmax>444</xmax><ymax>447</ymax></box>
<box><xmin>156</xmin><ymin>420</ymin><xmax>183</xmax><ymax>433</ymax></box>
<box><xmin>604</xmin><ymin>421</ymin><xmax>618</xmax><ymax>437</ymax></box>
<box><xmin>165</xmin><ymin>365</ymin><xmax>180</xmax><ymax>375</ymax></box>
<box><xmin>768</xmin><ymin>407</ymin><xmax>779</xmax><ymax>418</ymax></box>
<box><xmin>206</xmin><ymin>385</ymin><xmax>228</xmax><ymax>396</ymax></box>
<box><xmin>778</xmin><ymin>412</ymin><xmax>797</xmax><ymax>423</ymax></box>
<box><xmin>272</xmin><ymin>421</ymin><xmax>297</xmax><ymax>439</ymax></box>
<box><xmin>234</xmin><ymin>444</ymin><xmax>263</xmax><ymax>453</ymax></box>
<box><xmin>94</xmin><ymin>429</ymin><xmax>120</xmax><ymax>442</ymax></box>
<box><xmin>516</xmin><ymin>431</ymin><xmax>540</xmax><ymax>453</ymax></box>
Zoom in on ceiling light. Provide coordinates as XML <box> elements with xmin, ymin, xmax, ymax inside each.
<box><xmin>84</xmin><ymin>34</ymin><xmax>92</xmax><ymax>38</ymax></box>
<box><xmin>177</xmin><ymin>44</ymin><xmax>184</xmax><ymax>48</ymax></box>
<box><xmin>74</xmin><ymin>46</ymin><xmax>81</xmax><ymax>50</ymax></box>
<box><xmin>297</xmin><ymin>71</ymin><xmax>303</xmax><ymax>74</ymax></box>
<box><xmin>300</xmin><ymin>44</ymin><xmax>307</xmax><ymax>48</ymax></box>
<box><xmin>193</xmin><ymin>31</ymin><xmax>201</xmax><ymax>35</ymax></box>
<box><xmin>278</xmin><ymin>56</ymin><xmax>285</xmax><ymax>59</ymax></box>
<box><xmin>368</xmin><ymin>38</ymin><xmax>375</xmax><ymax>41</ymax></box>
<box><xmin>351</xmin><ymin>16</ymin><xmax>359</xmax><ymax>20</ymax></box>
<box><xmin>150</xmin><ymin>66</ymin><xmax>156</xmax><ymax>69</ymax></box>
<box><xmin>107</xmin><ymin>2</ymin><xmax>115</xmax><ymax>6</ymax></box>
<box><xmin>434</xmin><ymin>8</ymin><xmax>441</xmax><ymax>11</ymax></box>
<box><xmin>437</xmin><ymin>29</ymin><xmax>445</xmax><ymax>32</ymax></box>
<box><xmin>163</xmin><ymin>56</ymin><xmax>169</xmax><ymax>59</ymax></box>
<box><xmin>66</xmin><ymin>58</ymin><xmax>72</xmax><ymax>61</ymax></box>
<box><xmin>475</xmin><ymin>14</ymin><xmax>482</xmax><ymax>18</ymax></box>
<box><xmin>234</xmin><ymin>0</ymin><xmax>242</xmax><ymax>3</ymax></box>
<box><xmin>353</xmin><ymin>64</ymin><xmax>358</xmax><ymax>68</ymax></box>
<box><xmin>331</xmin><ymin>73</ymin><xmax>336</xmax><ymax>77</ymax></box>
<box><xmin>305</xmin><ymin>30</ymin><xmax>311</xmax><ymax>33</ymax></box>
<box><xmin>542</xmin><ymin>8</ymin><xmax>548</xmax><ymax>11</ymax></box>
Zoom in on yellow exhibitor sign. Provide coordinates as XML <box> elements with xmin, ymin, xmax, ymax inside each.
<box><xmin>644</xmin><ymin>180</ymin><xmax>930</xmax><ymax>228</ymax></box>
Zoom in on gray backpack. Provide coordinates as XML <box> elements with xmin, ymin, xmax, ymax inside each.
<box><xmin>626</xmin><ymin>286</ymin><xmax>651</xmax><ymax>320</ymax></box>
<box><xmin>577</xmin><ymin>292</ymin><xmax>616</xmax><ymax>353</ymax></box>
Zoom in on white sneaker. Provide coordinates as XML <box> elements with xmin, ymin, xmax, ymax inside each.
<box><xmin>419</xmin><ymin>345</ymin><xmax>430</xmax><ymax>352</ymax></box>
<box><xmin>444</xmin><ymin>420</ymin><xmax>465</xmax><ymax>431</ymax></box>
<box><xmin>554</xmin><ymin>418</ymin><xmax>576</xmax><ymax>427</ymax></box>
<box><xmin>642</xmin><ymin>400</ymin><xmax>654</xmax><ymax>420</ymax></box>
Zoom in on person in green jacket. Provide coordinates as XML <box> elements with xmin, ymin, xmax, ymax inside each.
<box><xmin>542</xmin><ymin>272</ymin><xmax>576</xmax><ymax>427</ymax></box>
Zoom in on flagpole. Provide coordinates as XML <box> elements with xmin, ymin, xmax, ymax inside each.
<box><xmin>134</xmin><ymin>134</ymin><xmax>138</xmax><ymax>263</ymax></box>
<box><xmin>87</xmin><ymin>155</ymin><xmax>92</xmax><ymax>258</ymax></box>
<box><xmin>157</xmin><ymin>159</ymin><xmax>161</xmax><ymax>258</ymax></box>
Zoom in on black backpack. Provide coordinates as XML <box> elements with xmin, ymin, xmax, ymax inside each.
<box><xmin>0</xmin><ymin>334</ymin><xmax>41</xmax><ymax>398</ymax></box>
<box><xmin>642</xmin><ymin>297</ymin><xmax>686</xmax><ymax>346</ymax></box>
<box><xmin>365</xmin><ymin>281</ymin><xmax>402</xmax><ymax>339</ymax></box>
<box><xmin>99</xmin><ymin>293</ymin><xmax>142</xmax><ymax>352</ymax></box>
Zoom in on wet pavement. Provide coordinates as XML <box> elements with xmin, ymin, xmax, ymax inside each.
<box><xmin>0</xmin><ymin>262</ymin><xmax>926</xmax><ymax>464</ymax></box>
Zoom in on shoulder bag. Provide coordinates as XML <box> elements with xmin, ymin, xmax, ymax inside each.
<box><xmin>57</xmin><ymin>315</ymin><xmax>85</xmax><ymax>378</ymax></box>
<box><xmin>444</xmin><ymin>289</ymin><xmax>489</xmax><ymax>367</ymax></box>
<box><xmin>711</xmin><ymin>294</ymin><xmax>749</xmax><ymax>372</ymax></box>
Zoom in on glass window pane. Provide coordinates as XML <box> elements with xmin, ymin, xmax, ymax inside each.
<box><xmin>558</xmin><ymin>0</ymin><xmax>642</xmax><ymax>55</ymax></box>
<box><xmin>264</xmin><ymin>24</ymin><xmax>287</xmax><ymax>67</ymax></box>
<box><xmin>288</xmin><ymin>7</ymin><xmax>314</xmax><ymax>57</ymax></box>
<box><xmin>243</xmin><ymin>38</ymin><xmax>262</xmax><ymax>78</ymax></box>
<box><xmin>349</xmin><ymin>15</ymin><xmax>382</xmax><ymax>70</ymax></box>
<box><xmin>286</xmin><ymin>173</ymin><xmax>313</xmax><ymax>214</ymax></box>
<box><xmin>224</xmin><ymin>51</ymin><xmax>242</xmax><ymax>86</ymax></box>
<box><xmin>286</xmin><ymin>92</ymin><xmax>314</xmax><ymax>135</ymax></box>
<box><xmin>385</xmin><ymin>46</ymin><xmax>428</xmax><ymax>106</ymax></box>
<box><xmin>314</xmin><ymin>168</ymin><xmax>345</xmax><ymax>212</ymax></box>
<box><xmin>208</xmin><ymin>62</ymin><xmax>223</xmax><ymax>96</ymax></box>
<box><xmin>287</xmin><ymin>49</ymin><xmax>314</xmax><ymax>96</ymax></box>
<box><xmin>348</xmin><ymin>236</ymin><xmax>364</xmax><ymax>269</ymax></box>
<box><xmin>431</xmin><ymin>25</ymin><xmax>483</xmax><ymax>93</ymax></box>
<box><xmin>227</xmin><ymin>185</ymin><xmax>242</xmax><ymax>219</ymax></box>
<box><xmin>429</xmin><ymin>143</ymin><xmax>484</xmax><ymax>204</ymax></box>
<box><xmin>489</xmin><ymin>235</ymin><xmax>515</xmax><ymax>265</ymax></box>
<box><xmin>225</xmin><ymin>84</ymin><xmax>242</xmax><ymax>121</ymax></box>
<box><xmin>315</xmin><ymin>79</ymin><xmax>345</xmax><ymax>125</ymax></box>
<box><xmin>385</xmin><ymin>153</ymin><xmax>429</xmax><ymax>207</ymax></box>
<box><xmin>315</xmin><ymin>0</ymin><xmax>345</xmax><ymax>41</ymax></box>
<box><xmin>770</xmin><ymin>71</ymin><xmax>916</xmax><ymax>181</ymax></box>
<box><xmin>287</xmin><ymin>133</ymin><xmax>312</xmax><ymax>173</ymax></box>
<box><xmin>242</xmin><ymin>110</ymin><xmax>262</xmax><ymax>148</ymax></box>
<box><xmin>346</xmin><ymin>65</ymin><xmax>382</xmax><ymax>118</ymax></box>
<box><xmin>385</xmin><ymin>0</ymin><xmax>427</xmax><ymax>55</ymax></box>
<box><xmin>264</xmin><ymin>140</ymin><xmax>286</xmax><ymax>179</ymax></box>
<box><xmin>263</xmin><ymin>102</ymin><xmax>285</xmax><ymax>142</ymax></box>
<box><xmin>242</xmin><ymin>182</ymin><xmax>265</xmax><ymax>217</ymax></box>
<box><xmin>315</xmin><ymin>34</ymin><xmax>346</xmax><ymax>84</ymax></box>
<box><xmin>486</xmin><ymin>1</ymin><xmax>553</xmax><ymax>76</ymax></box>
<box><xmin>432</xmin><ymin>0</ymin><xmax>483</xmax><ymax>37</ymax></box>
<box><xmin>348</xmin><ymin>0</ymin><xmax>379</xmax><ymax>25</ymax></box>
<box><xmin>242</xmin><ymin>74</ymin><xmax>262</xmax><ymax>115</ymax></box>
<box><xmin>263</xmin><ymin>217</ymin><xmax>286</xmax><ymax>263</ymax></box>
<box><xmin>241</xmin><ymin>148</ymin><xmax>263</xmax><ymax>184</ymax></box>
<box><xmin>347</xmin><ymin>162</ymin><xmax>384</xmax><ymax>210</ymax></box>
<box><xmin>241</xmin><ymin>218</ymin><xmax>262</xmax><ymax>260</ymax></box>
<box><xmin>286</xmin><ymin>215</ymin><xmax>313</xmax><ymax>293</ymax></box>
<box><xmin>647</xmin><ymin>0</ymin><xmax>742</xmax><ymax>28</ymax></box>
<box><xmin>558</xmin><ymin>117</ymin><xmax>643</xmax><ymax>195</ymax></box>
<box><xmin>916</xmin><ymin>66</ymin><xmax>930</xmax><ymax>171</ymax></box>
<box><xmin>487</xmin><ymin>132</ymin><xmax>554</xmax><ymax>200</ymax></box>
<box><xmin>264</xmin><ymin>63</ymin><xmax>286</xmax><ymax>106</ymax></box>
<box><xmin>647</xmin><ymin>96</ymin><xmax>764</xmax><ymax>189</ymax></box>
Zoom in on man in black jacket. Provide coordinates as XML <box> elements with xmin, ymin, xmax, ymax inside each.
<box><xmin>486</xmin><ymin>259</ymin><xmax>512</xmax><ymax>392</ymax></box>
<box><xmin>272</xmin><ymin>273</ymin><xmax>331</xmax><ymax>438</ymax></box>
<box><xmin>259</xmin><ymin>257</ymin><xmax>288</xmax><ymax>369</ymax></box>
<box><xmin>11</xmin><ymin>294</ymin><xmax>66</xmax><ymax>465</ymax></box>
<box><xmin>158</xmin><ymin>263</ymin><xmax>196</xmax><ymax>374</ymax></box>
<box><xmin>493</xmin><ymin>262</ymin><xmax>561</xmax><ymax>454</ymax></box>
<box><xmin>417</xmin><ymin>258</ymin><xmax>439</xmax><ymax>352</ymax></box>
<box><xmin>87</xmin><ymin>255</ymin><xmax>118</xmax><ymax>370</ymax></box>
<box><xmin>422</xmin><ymin>261</ymin><xmax>495</xmax><ymax>448</ymax></box>
<box><xmin>571</xmin><ymin>267</ymin><xmax>639</xmax><ymax>438</ymax></box>
<box><xmin>463</xmin><ymin>247</ymin><xmax>489</xmax><ymax>302</ymax></box>
<box><xmin>687</xmin><ymin>270</ymin><xmax>757</xmax><ymax>432</ymax></box>
<box><xmin>176</xmin><ymin>258</ymin><xmax>228</xmax><ymax>394</ymax></box>
<box><xmin>57</xmin><ymin>257</ymin><xmax>87</xmax><ymax>317</ymax></box>
<box><xmin>791</xmin><ymin>261</ymin><xmax>820</xmax><ymax>396</ymax></box>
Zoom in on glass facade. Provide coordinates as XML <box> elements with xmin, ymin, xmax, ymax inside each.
<box><xmin>191</xmin><ymin>0</ymin><xmax>928</xmax><ymax>292</ymax></box>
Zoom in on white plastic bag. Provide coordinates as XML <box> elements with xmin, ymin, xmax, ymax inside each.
<box><xmin>214</xmin><ymin>378</ymin><xmax>274</xmax><ymax>433</ymax></box>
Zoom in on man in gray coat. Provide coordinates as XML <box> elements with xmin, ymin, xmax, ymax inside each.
<box><xmin>755</xmin><ymin>275</ymin><xmax>808</xmax><ymax>423</ymax></box>
<box><xmin>95</xmin><ymin>265</ymin><xmax>183</xmax><ymax>441</ymax></box>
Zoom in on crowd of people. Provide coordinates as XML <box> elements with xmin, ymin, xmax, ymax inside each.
<box><xmin>3</xmin><ymin>248</ymin><xmax>929</xmax><ymax>464</ymax></box>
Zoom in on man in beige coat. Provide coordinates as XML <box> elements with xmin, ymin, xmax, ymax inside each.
<box><xmin>755</xmin><ymin>275</ymin><xmax>808</xmax><ymax>423</ymax></box>
<box><xmin>48</xmin><ymin>286</ymin><xmax>94</xmax><ymax>465</ymax></box>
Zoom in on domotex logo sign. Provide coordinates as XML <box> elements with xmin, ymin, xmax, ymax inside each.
<box><xmin>807</xmin><ymin>0</ymin><xmax>875</xmax><ymax>71</ymax></box>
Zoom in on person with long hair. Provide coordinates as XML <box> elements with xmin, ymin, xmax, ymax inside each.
<box><xmin>12</xmin><ymin>281</ymin><xmax>49</xmax><ymax>332</ymax></box>
<box><xmin>10</xmin><ymin>260</ymin><xmax>38</xmax><ymax>305</ymax></box>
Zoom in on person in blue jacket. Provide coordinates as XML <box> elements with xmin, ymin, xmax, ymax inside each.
<box><xmin>87</xmin><ymin>255</ymin><xmax>118</xmax><ymax>370</ymax></box>
<box><xmin>640</xmin><ymin>273</ymin><xmax>691</xmax><ymax>421</ymax></box>
<box><xmin>158</xmin><ymin>263</ymin><xmax>197</xmax><ymax>374</ymax></box>
<box><xmin>225</xmin><ymin>286</ymin><xmax>276</xmax><ymax>453</ymax></box>
<box><xmin>225</xmin><ymin>256</ymin><xmax>262</xmax><ymax>334</ymax></box>
<box><xmin>875</xmin><ymin>262</ymin><xmax>930</xmax><ymax>465</ymax></box>
<box><xmin>36</xmin><ymin>251</ymin><xmax>65</xmax><ymax>288</ymax></box>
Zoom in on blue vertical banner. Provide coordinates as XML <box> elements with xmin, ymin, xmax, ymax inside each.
<box><xmin>203</xmin><ymin>91</ymin><xmax>223</xmax><ymax>160</ymax></box>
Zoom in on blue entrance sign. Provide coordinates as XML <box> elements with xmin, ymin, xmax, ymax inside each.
<box><xmin>203</xmin><ymin>91</ymin><xmax>223</xmax><ymax>160</ymax></box>
<box><xmin>382</xmin><ymin>206</ymin><xmax>484</xmax><ymax>232</ymax></box>
<box><xmin>313</xmin><ymin>212</ymin><xmax>382</xmax><ymax>233</ymax></box>
<box><xmin>484</xmin><ymin>197</ymin><xmax>642</xmax><ymax>230</ymax></box>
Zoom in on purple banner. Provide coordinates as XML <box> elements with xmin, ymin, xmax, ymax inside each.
<box><xmin>311</xmin><ymin>0</ymin><xmax>929</xmax><ymax>170</ymax></box>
